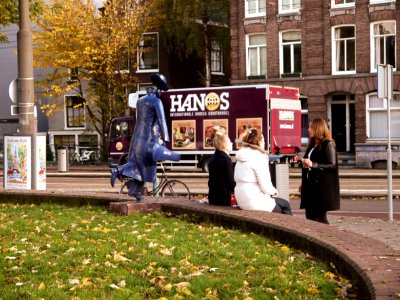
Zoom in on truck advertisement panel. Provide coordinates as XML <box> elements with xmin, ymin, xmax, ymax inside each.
<box><xmin>161</xmin><ymin>85</ymin><xmax>301</xmax><ymax>154</ymax></box>
<box><xmin>269</xmin><ymin>86</ymin><xmax>302</xmax><ymax>154</ymax></box>
<box><xmin>162</xmin><ymin>86</ymin><xmax>268</xmax><ymax>152</ymax></box>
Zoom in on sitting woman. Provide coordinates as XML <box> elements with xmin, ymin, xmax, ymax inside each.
<box><xmin>207</xmin><ymin>126</ymin><xmax>236</xmax><ymax>206</ymax></box>
<box><xmin>234</xmin><ymin>128</ymin><xmax>292</xmax><ymax>215</ymax></box>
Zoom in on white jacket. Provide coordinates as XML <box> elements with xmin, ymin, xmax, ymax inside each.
<box><xmin>234</xmin><ymin>146</ymin><xmax>277</xmax><ymax>212</ymax></box>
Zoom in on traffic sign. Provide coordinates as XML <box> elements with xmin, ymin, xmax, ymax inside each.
<box><xmin>377</xmin><ymin>64</ymin><xmax>393</xmax><ymax>99</ymax></box>
<box><xmin>9</xmin><ymin>79</ymin><xmax>18</xmax><ymax>103</ymax></box>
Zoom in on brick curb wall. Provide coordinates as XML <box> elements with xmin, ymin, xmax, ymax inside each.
<box><xmin>1</xmin><ymin>190</ymin><xmax>399</xmax><ymax>299</ymax></box>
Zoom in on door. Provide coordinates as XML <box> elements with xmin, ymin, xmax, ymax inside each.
<box><xmin>330</xmin><ymin>94</ymin><xmax>355</xmax><ymax>152</ymax></box>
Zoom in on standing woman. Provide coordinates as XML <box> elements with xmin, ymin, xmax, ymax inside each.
<box><xmin>207</xmin><ymin>126</ymin><xmax>236</xmax><ymax>206</ymax></box>
<box><xmin>300</xmin><ymin>118</ymin><xmax>340</xmax><ymax>224</ymax></box>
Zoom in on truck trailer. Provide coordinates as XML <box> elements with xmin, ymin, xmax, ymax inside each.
<box><xmin>107</xmin><ymin>85</ymin><xmax>302</xmax><ymax>172</ymax></box>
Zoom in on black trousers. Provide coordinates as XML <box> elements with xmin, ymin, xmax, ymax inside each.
<box><xmin>305</xmin><ymin>208</ymin><xmax>329</xmax><ymax>224</ymax></box>
<box><xmin>272</xmin><ymin>198</ymin><xmax>292</xmax><ymax>215</ymax></box>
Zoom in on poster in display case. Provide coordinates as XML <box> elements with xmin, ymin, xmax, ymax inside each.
<box><xmin>4</xmin><ymin>136</ymin><xmax>31</xmax><ymax>190</ymax></box>
<box><xmin>236</xmin><ymin>118</ymin><xmax>262</xmax><ymax>148</ymax></box>
<box><xmin>203</xmin><ymin>119</ymin><xmax>228</xmax><ymax>149</ymax></box>
<box><xmin>35</xmin><ymin>135</ymin><xmax>47</xmax><ymax>190</ymax></box>
<box><xmin>171</xmin><ymin>120</ymin><xmax>196</xmax><ymax>150</ymax></box>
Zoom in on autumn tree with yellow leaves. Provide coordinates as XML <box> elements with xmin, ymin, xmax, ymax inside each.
<box><xmin>0</xmin><ymin>0</ymin><xmax>44</xmax><ymax>43</ymax></box>
<box><xmin>33</xmin><ymin>0</ymin><xmax>160</xmax><ymax>155</ymax></box>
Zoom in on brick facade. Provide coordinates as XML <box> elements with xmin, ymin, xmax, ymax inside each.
<box><xmin>230</xmin><ymin>0</ymin><xmax>400</xmax><ymax>168</ymax></box>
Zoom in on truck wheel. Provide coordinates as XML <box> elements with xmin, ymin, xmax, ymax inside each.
<box><xmin>201</xmin><ymin>158</ymin><xmax>210</xmax><ymax>173</ymax></box>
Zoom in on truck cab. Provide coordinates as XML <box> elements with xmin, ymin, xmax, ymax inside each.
<box><xmin>107</xmin><ymin>116</ymin><xmax>135</xmax><ymax>167</ymax></box>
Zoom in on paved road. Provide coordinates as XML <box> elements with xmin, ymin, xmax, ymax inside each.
<box><xmin>12</xmin><ymin>169</ymin><xmax>399</xmax><ymax>198</ymax></box>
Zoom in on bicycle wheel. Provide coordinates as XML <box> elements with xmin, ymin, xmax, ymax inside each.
<box><xmin>161</xmin><ymin>180</ymin><xmax>191</xmax><ymax>200</ymax></box>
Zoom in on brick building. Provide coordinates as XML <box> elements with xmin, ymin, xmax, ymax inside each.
<box><xmin>230</xmin><ymin>0</ymin><xmax>399</xmax><ymax>167</ymax></box>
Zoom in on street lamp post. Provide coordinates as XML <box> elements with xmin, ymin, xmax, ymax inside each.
<box><xmin>14</xmin><ymin>0</ymin><xmax>47</xmax><ymax>191</ymax></box>
<box><xmin>17</xmin><ymin>0</ymin><xmax>36</xmax><ymax>134</ymax></box>
<box><xmin>3</xmin><ymin>0</ymin><xmax>46</xmax><ymax>191</ymax></box>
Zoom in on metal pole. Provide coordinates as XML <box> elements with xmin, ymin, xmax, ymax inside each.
<box><xmin>17</xmin><ymin>0</ymin><xmax>36</xmax><ymax>134</ymax></box>
<box><xmin>387</xmin><ymin>96</ymin><xmax>393</xmax><ymax>222</ymax></box>
<box><xmin>386</xmin><ymin>65</ymin><xmax>393</xmax><ymax>222</ymax></box>
<box><xmin>17</xmin><ymin>0</ymin><xmax>38</xmax><ymax>190</ymax></box>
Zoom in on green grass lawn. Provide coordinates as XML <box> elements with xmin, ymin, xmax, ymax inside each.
<box><xmin>0</xmin><ymin>203</ymin><xmax>354</xmax><ymax>299</ymax></box>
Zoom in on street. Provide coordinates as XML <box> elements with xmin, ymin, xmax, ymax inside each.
<box><xmin>38</xmin><ymin>170</ymin><xmax>400</xmax><ymax>196</ymax></box>
<box><xmin>1</xmin><ymin>167</ymin><xmax>399</xmax><ymax>215</ymax></box>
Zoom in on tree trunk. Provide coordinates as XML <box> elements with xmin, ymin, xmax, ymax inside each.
<box><xmin>204</xmin><ymin>22</ymin><xmax>211</xmax><ymax>87</ymax></box>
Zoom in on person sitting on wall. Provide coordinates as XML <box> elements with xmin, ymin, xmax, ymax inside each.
<box><xmin>110</xmin><ymin>74</ymin><xmax>180</xmax><ymax>201</ymax></box>
<box><xmin>207</xmin><ymin>126</ymin><xmax>236</xmax><ymax>206</ymax></box>
<box><xmin>234</xmin><ymin>128</ymin><xmax>292</xmax><ymax>215</ymax></box>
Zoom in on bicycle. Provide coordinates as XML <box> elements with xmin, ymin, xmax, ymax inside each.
<box><xmin>70</xmin><ymin>150</ymin><xmax>98</xmax><ymax>165</ymax></box>
<box><xmin>119</xmin><ymin>162</ymin><xmax>191</xmax><ymax>200</ymax></box>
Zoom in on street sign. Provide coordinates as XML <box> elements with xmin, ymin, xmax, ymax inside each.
<box><xmin>9</xmin><ymin>79</ymin><xmax>18</xmax><ymax>103</ymax></box>
<box><xmin>377</xmin><ymin>64</ymin><xmax>393</xmax><ymax>99</ymax></box>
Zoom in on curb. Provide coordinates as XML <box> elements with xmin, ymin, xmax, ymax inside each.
<box><xmin>1</xmin><ymin>190</ymin><xmax>399</xmax><ymax>299</ymax></box>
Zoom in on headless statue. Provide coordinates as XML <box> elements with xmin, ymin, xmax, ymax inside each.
<box><xmin>110</xmin><ymin>74</ymin><xmax>180</xmax><ymax>201</ymax></box>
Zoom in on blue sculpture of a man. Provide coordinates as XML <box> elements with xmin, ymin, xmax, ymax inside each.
<box><xmin>110</xmin><ymin>74</ymin><xmax>180</xmax><ymax>201</ymax></box>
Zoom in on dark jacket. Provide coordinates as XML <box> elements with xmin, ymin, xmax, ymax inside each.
<box><xmin>208</xmin><ymin>150</ymin><xmax>236</xmax><ymax>206</ymax></box>
<box><xmin>300</xmin><ymin>139</ymin><xmax>340</xmax><ymax>211</ymax></box>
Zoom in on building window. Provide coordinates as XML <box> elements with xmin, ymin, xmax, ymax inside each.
<box><xmin>245</xmin><ymin>0</ymin><xmax>266</xmax><ymax>18</ymax></box>
<box><xmin>68</xmin><ymin>68</ymin><xmax>79</xmax><ymax>83</ymax></box>
<box><xmin>367</xmin><ymin>93</ymin><xmax>400</xmax><ymax>139</ymax></box>
<box><xmin>332</xmin><ymin>26</ymin><xmax>356</xmax><ymax>74</ymax></box>
<box><xmin>54</xmin><ymin>135</ymin><xmax>75</xmax><ymax>148</ymax></box>
<box><xmin>211</xmin><ymin>41</ymin><xmax>223</xmax><ymax>74</ymax></box>
<box><xmin>246</xmin><ymin>34</ymin><xmax>267</xmax><ymax>77</ymax></box>
<box><xmin>370</xmin><ymin>0</ymin><xmax>395</xmax><ymax>3</ymax></box>
<box><xmin>370</xmin><ymin>21</ymin><xmax>396</xmax><ymax>72</ymax></box>
<box><xmin>331</xmin><ymin>0</ymin><xmax>355</xmax><ymax>8</ymax></box>
<box><xmin>137</xmin><ymin>32</ymin><xmax>159</xmax><ymax>72</ymax></box>
<box><xmin>79</xmin><ymin>135</ymin><xmax>98</xmax><ymax>148</ymax></box>
<box><xmin>65</xmin><ymin>95</ymin><xmax>85</xmax><ymax>128</ymax></box>
<box><xmin>279</xmin><ymin>0</ymin><xmax>300</xmax><ymax>14</ymax></box>
<box><xmin>280</xmin><ymin>31</ymin><xmax>301</xmax><ymax>77</ymax></box>
<box><xmin>137</xmin><ymin>83</ymin><xmax>152</xmax><ymax>92</ymax></box>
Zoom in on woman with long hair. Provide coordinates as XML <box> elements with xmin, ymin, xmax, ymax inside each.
<box><xmin>299</xmin><ymin>118</ymin><xmax>340</xmax><ymax>224</ymax></box>
<box><xmin>234</xmin><ymin>128</ymin><xmax>292</xmax><ymax>214</ymax></box>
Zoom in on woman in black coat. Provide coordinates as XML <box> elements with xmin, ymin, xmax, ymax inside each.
<box><xmin>208</xmin><ymin>126</ymin><xmax>236</xmax><ymax>206</ymax></box>
<box><xmin>300</xmin><ymin>118</ymin><xmax>340</xmax><ymax>224</ymax></box>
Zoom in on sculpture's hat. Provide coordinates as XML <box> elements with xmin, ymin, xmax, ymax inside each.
<box><xmin>151</xmin><ymin>73</ymin><xmax>168</xmax><ymax>91</ymax></box>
